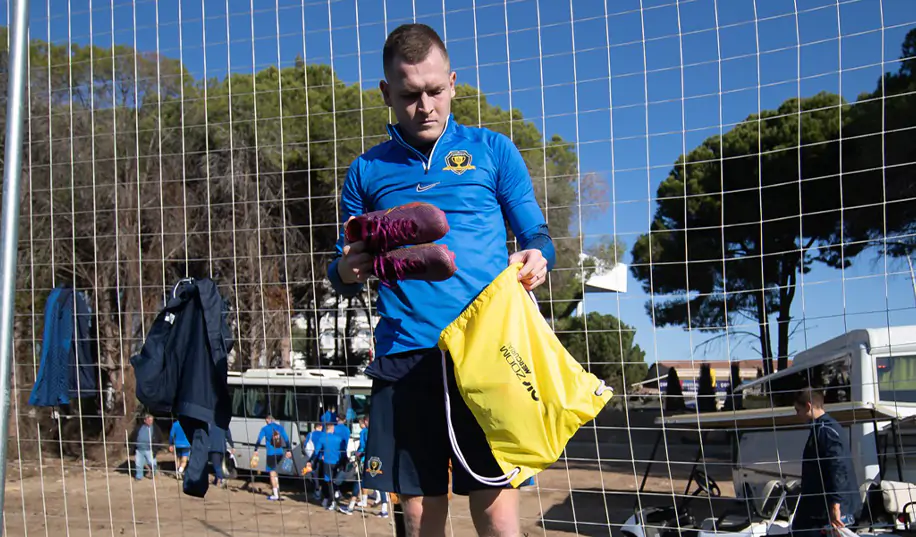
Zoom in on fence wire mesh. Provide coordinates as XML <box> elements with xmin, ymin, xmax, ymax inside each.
<box><xmin>1</xmin><ymin>0</ymin><xmax>915</xmax><ymax>536</ymax></box>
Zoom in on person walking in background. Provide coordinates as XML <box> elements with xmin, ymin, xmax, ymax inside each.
<box><xmin>209</xmin><ymin>422</ymin><xmax>235</xmax><ymax>489</ymax></box>
<box><xmin>320</xmin><ymin>406</ymin><xmax>337</xmax><ymax>425</ymax></box>
<box><xmin>303</xmin><ymin>423</ymin><xmax>326</xmax><ymax>500</ymax></box>
<box><xmin>791</xmin><ymin>388</ymin><xmax>861</xmax><ymax>537</ymax></box>
<box><xmin>315</xmin><ymin>421</ymin><xmax>347</xmax><ymax>511</ymax></box>
<box><xmin>355</xmin><ymin>416</ymin><xmax>389</xmax><ymax>517</ymax></box>
<box><xmin>134</xmin><ymin>414</ymin><xmax>158</xmax><ymax>481</ymax></box>
<box><xmin>168</xmin><ymin>419</ymin><xmax>191</xmax><ymax>481</ymax></box>
<box><xmin>253</xmin><ymin>415</ymin><xmax>292</xmax><ymax>501</ymax></box>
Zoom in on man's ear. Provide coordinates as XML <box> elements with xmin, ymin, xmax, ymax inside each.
<box><xmin>449</xmin><ymin>71</ymin><xmax>457</xmax><ymax>98</ymax></box>
<box><xmin>380</xmin><ymin>80</ymin><xmax>391</xmax><ymax>107</ymax></box>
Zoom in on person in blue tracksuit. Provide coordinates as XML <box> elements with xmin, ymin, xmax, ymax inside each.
<box><xmin>168</xmin><ymin>420</ymin><xmax>191</xmax><ymax>480</ymax></box>
<box><xmin>315</xmin><ymin>422</ymin><xmax>347</xmax><ymax>511</ymax></box>
<box><xmin>327</xmin><ymin>23</ymin><xmax>553</xmax><ymax>534</ymax></box>
<box><xmin>303</xmin><ymin>424</ymin><xmax>325</xmax><ymax>499</ymax></box>
<box><xmin>353</xmin><ymin>416</ymin><xmax>389</xmax><ymax>517</ymax></box>
<box><xmin>791</xmin><ymin>388</ymin><xmax>861</xmax><ymax>537</ymax></box>
<box><xmin>320</xmin><ymin>407</ymin><xmax>337</xmax><ymax>425</ymax></box>
<box><xmin>253</xmin><ymin>415</ymin><xmax>292</xmax><ymax>501</ymax></box>
<box><xmin>334</xmin><ymin>415</ymin><xmax>351</xmax><ymax>449</ymax></box>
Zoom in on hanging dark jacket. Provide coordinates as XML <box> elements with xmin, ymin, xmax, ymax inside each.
<box><xmin>29</xmin><ymin>286</ymin><xmax>97</xmax><ymax>407</ymax></box>
<box><xmin>130</xmin><ymin>277</ymin><xmax>234</xmax><ymax>498</ymax></box>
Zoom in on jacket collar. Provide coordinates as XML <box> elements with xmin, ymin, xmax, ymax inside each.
<box><xmin>386</xmin><ymin>114</ymin><xmax>455</xmax><ymax>151</ymax></box>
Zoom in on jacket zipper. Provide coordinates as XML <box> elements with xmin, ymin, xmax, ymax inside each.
<box><xmin>388</xmin><ymin>115</ymin><xmax>450</xmax><ymax>174</ymax></box>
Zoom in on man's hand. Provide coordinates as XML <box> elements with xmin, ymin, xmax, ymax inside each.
<box><xmin>509</xmin><ymin>249</ymin><xmax>548</xmax><ymax>291</ymax></box>
<box><xmin>338</xmin><ymin>217</ymin><xmax>375</xmax><ymax>284</ymax></box>
<box><xmin>829</xmin><ymin>504</ymin><xmax>845</xmax><ymax>534</ymax></box>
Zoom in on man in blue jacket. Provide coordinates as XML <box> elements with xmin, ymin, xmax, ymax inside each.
<box><xmin>134</xmin><ymin>414</ymin><xmax>158</xmax><ymax>481</ymax></box>
<box><xmin>316</xmin><ymin>422</ymin><xmax>347</xmax><ymax>512</ymax></box>
<box><xmin>792</xmin><ymin>388</ymin><xmax>861</xmax><ymax>537</ymax></box>
<box><xmin>328</xmin><ymin>23</ymin><xmax>553</xmax><ymax>536</ymax></box>
<box><xmin>303</xmin><ymin>424</ymin><xmax>325</xmax><ymax>500</ymax></box>
<box><xmin>253</xmin><ymin>415</ymin><xmax>292</xmax><ymax>501</ymax></box>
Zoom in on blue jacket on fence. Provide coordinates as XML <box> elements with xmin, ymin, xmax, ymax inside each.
<box><xmin>130</xmin><ymin>277</ymin><xmax>234</xmax><ymax>499</ymax></box>
<box><xmin>29</xmin><ymin>286</ymin><xmax>97</xmax><ymax>407</ymax></box>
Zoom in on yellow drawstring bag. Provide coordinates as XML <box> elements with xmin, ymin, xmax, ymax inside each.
<box><xmin>438</xmin><ymin>263</ymin><xmax>613</xmax><ymax>488</ymax></box>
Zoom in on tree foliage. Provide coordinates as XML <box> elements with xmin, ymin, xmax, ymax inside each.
<box><xmin>631</xmin><ymin>29</ymin><xmax>916</xmax><ymax>376</ymax></box>
<box><xmin>554</xmin><ymin>312</ymin><xmax>648</xmax><ymax>397</ymax></box>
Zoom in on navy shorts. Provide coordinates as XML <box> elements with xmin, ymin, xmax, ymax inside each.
<box><xmin>265</xmin><ymin>454</ymin><xmax>281</xmax><ymax>473</ymax></box>
<box><xmin>176</xmin><ymin>447</ymin><xmax>190</xmax><ymax>458</ymax></box>
<box><xmin>361</xmin><ymin>348</ymin><xmax>534</xmax><ymax>497</ymax></box>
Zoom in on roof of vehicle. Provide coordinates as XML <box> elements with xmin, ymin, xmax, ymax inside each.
<box><xmin>656</xmin><ymin>400</ymin><xmax>901</xmax><ymax>430</ymax></box>
<box><xmin>227</xmin><ymin>368</ymin><xmax>373</xmax><ymax>389</ymax></box>
<box><xmin>735</xmin><ymin>325</ymin><xmax>916</xmax><ymax>393</ymax></box>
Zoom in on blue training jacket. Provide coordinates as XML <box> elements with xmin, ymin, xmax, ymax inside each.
<box><xmin>328</xmin><ymin>115</ymin><xmax>555</xmax><ymax>371</ymax></box>
<box><xmin>29</xmin><ymin>286</ymin><xmax>97</xmax><ymax>407</ymax></box>
<box><xmin>256</xmin><ymin>423</ymin><xmax>290</xmax><ymax>457</ymax></box>
<box><xmin>316</xmin><ymin>430</ymin><xmax>347</xmax><ymax>466</ymax></box>
<box><xmin>169</xmin><ymin>421</ymin><xmax>191</xmax><ymax>449</ymax></box>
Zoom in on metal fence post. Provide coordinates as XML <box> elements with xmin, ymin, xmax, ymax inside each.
<box><xmin>0</xmin><ymin>0</ymin><xmax>33</xmax><ymax>531</ymax></box>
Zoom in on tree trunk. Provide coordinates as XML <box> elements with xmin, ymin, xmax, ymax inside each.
<box><xmin>776</xmin><ymin>259</ymin><xmax>797</xmax><ymax>372</ymax></box>
<box><xmin>755</xmin><ymin>288</ymin><xmax>774</xmax><ymax>376</ymax></box>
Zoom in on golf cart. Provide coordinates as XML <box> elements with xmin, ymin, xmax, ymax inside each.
<box><xmin>620</xmin><ymin>401</ymin><xmax>916</xmax><ymax>537</ymax></box>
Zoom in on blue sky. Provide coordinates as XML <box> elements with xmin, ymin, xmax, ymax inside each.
<box><xmin>18</xmin><ymin>0</ymin><xmax>916</xmax><ymax>367</ymax></box>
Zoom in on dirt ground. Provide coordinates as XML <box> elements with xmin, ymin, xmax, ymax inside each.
<box><xmin>2</xmin><ymin>443</ymin><xmax>734</xmax><ymax>537</ymax></box>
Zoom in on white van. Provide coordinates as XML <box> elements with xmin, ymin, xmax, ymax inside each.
<box><xmin>224</xmin><ymin>368</ymin><xmax>373</xmax><ymax>477</ymax></box>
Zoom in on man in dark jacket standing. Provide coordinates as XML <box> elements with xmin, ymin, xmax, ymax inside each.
<box><xmin>209</xmin><ymin>422</ymin><xmax>235</xmax><ymax>488</ymax></box>
<box><xmin>792</xmin><ymin>388</ymin><xmax>861</xmax><ymax>537</ymax></box>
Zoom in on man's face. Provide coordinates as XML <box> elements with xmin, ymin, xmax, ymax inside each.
<box><xmin>794</xmin><ymin>401</ymin><xmax>813</xmax><ymax>422</ymax></box>
<box><xmin>380</xmin><ymin>47</ymin><xmax>456</xmax><ymax>145</ymax></box>
<box><xmin>144</xmin><ymin>416</ymin><xmax>154</xmax><ymax>426</ymax></box>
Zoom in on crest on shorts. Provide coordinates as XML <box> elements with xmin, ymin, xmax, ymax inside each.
<box><xmin>442</xmin><ymin>150</ymin><xmax>476</xmax><ymax>175</ymax></box>
<box><xmin>367</xmin><ymin>456</ymin><xmax>384</xmax><ymax>477</ymax></box>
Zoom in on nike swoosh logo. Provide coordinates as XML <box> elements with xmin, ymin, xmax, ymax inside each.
<box><xmin>416</xmin><ymin>182</ymin><xmax>440</xmax><ymax>192</ymax></box>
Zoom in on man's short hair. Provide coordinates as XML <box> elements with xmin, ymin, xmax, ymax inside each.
<box><xmin>383</xmin><ymin>23</ymin><xmax>449</xmax><ymax>76</ymax></box>
<box><xmin>795</xmin><ymin>387</ymin><xmax>825</xmax><ymax>408</ymax></box>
